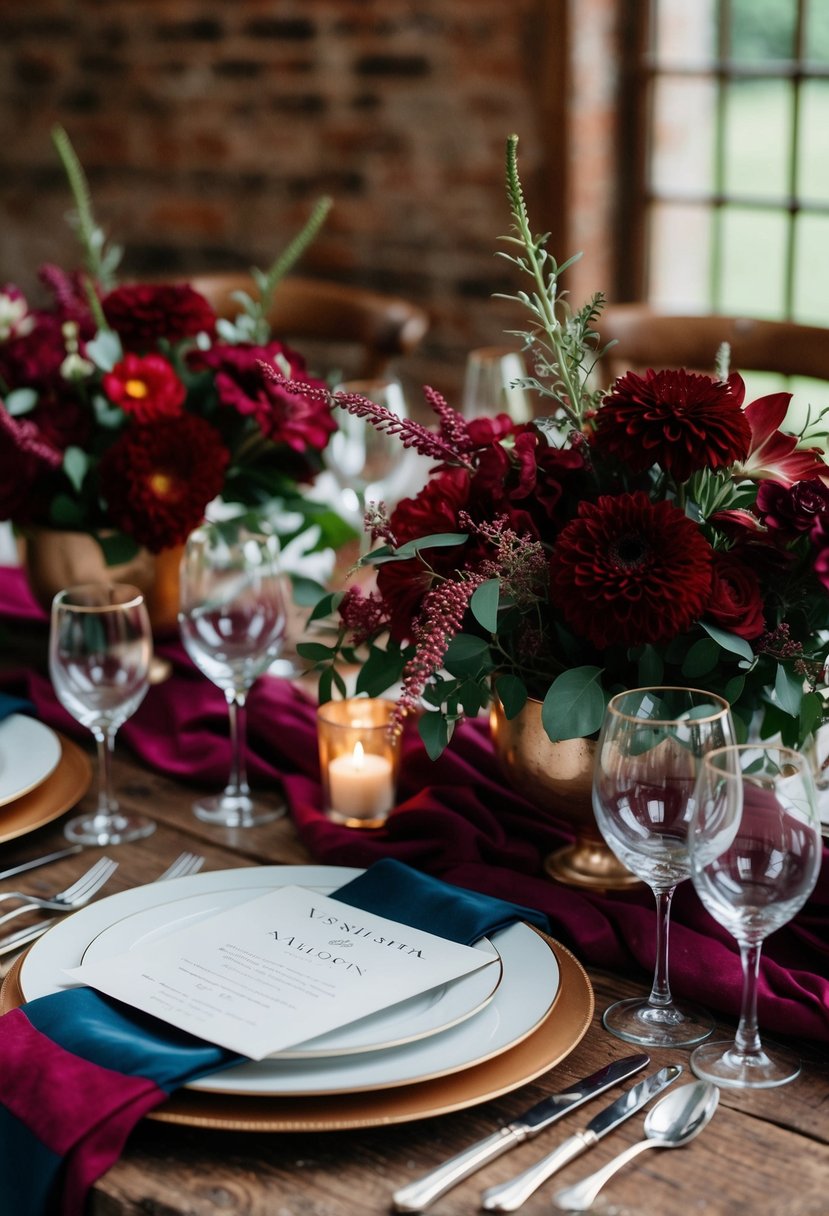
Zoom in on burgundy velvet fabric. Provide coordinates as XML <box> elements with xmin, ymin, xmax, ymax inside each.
<box><xmin>1</xmin><ymin>565</ymin><xmax>826</xmax><ymax>1042</ymax></box>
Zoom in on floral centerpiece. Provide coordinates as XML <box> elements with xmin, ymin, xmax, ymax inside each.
<box><xmin>0</xmin><ymin>127</ymin><xmax>347</xmax><ymax>575</ymax></box>
<box><xmin>271</xmin><ymin>135</ymin><xmax>829</xmax><ymax>758</ymax></box>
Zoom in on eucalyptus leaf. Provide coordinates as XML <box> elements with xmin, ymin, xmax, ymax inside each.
<box><xmin>95</xmin><ymin>530</ymin><xmax>140</xmax><ymax>566</ymax></box>
<box><xmin>470</xmin><ymin>578</ymin><xmax>500</xmax><ymax>634</ymax></box>
<box><xmin>4</xmin><ymin>388</ymin><xmax>37</xmax><ymax>416</ymax></box>
<box><xmin>774</xmin><ymin>663</ymin><xmax>803</xmax><ymax>717</ymax></box>
<box><xmin>85</xmin><ymin>329</ymin><xmax>123</xmax><ymax>371</ymax></box>
<box><xmin>495</xmin><ymin>673</ymin><xmax>528</xmax><ymax>719</ymax></box>
<box><xmin>700</xmin><ymin>620</ymin><xmax>754</xmax><ymax>662</ymax></box>
<box><xmin>296</xmin><ymin>641</ymin><xmax>336</xmax><ymax>663</ymax></box>
<box><xmin>289</xmin><ymin>575</ymin><xmax>329</xmax><ymax>607</ymax></box>
<box><xmin>355</xmin><ymin>645</ymin><xmax>405</xmax><ymax>697</ymax></box>
<box><xmin>444</xmin><ymin>633</ymin><xmax>491</xmax><ymax>677</ymax></box>
<box><xmin>636</xmin><ymin>644</ymin><xmax>663</xmax><ymax>687</ymax></box>
<box><xmin>307</xmin><ymin>591</ymin><xmax>343</xmax><ymax>624</ymax></box>
<box><xmin>419</xmin><ymin>710</ymin><xmax>451</xmax><ymax>760</ymax></box>
<box><xmin>541</xmin><ymin>666</ymin><xmax>605</xmax><ymax>742</ymax></box>
<box><xmin>62</xmin><ymin>445</ymin><xmax>89</xmax><ymax>492</ymax></box>
<box><xmin>681</xmin><ymin>637</ymin><xmax>720</xmax><ymax>678</ymax></box>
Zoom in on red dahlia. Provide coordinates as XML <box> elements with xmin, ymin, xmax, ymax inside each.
<box><xmin>98</xmin><ymin>415</ymin><xmax>229</xmax><ymax>552</ymax></box>
<box><xmin>102</xmin><ymin>284</ymin><xmax>216</xmax><ymax>351</ymax></box>
<box><xmin>102</xmin><ymin>353</ymin><xmax>186</xmax><ymax>422</ymax></box>
<box><xmin>550</xmin><ymin>491</ymin><xmax>713</xmax><ymax>648</ymax></box>
<box><xmin>595</xmin><ymin>368</ymin><xmax>751</xmax><ymax>482</ymax></box>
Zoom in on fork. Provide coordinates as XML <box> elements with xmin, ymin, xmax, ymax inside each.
<box><xmin>0</xmin><ymin>858</ymin><xmax>119</xmax><ymax>932</ymax></box>
<box><xmin>0</xmin><ymin>852</ymin><xmax>205</xmax><ymax>957</ymax></box>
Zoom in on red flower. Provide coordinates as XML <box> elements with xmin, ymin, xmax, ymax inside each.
<box><xmin>550</xmin><ymin>491</ymin><xmax>713</xmax><ymax>648</ymax></box>
<box><xmin>98</xmin><ymin>415</ymin><xmax>229</xmax><ymax>552</ymax></box>
<box><xmin>102</xmin><ymin>353</ymin><xmax>186</xmax><ymax>422</ymax></box>
<box><xmin>755</xmin><ymin>478</ymin><xmax>829</xmax><ymax>536</ymax></box>
<box><xmin>595</xmin><ymin>368</ymin><xmax>751</xmax><ymax>482</ymax></box>
<box><xmin>102</xmin><ymin>284</ymin><xmax>216</xmax><ymax>351</ymax></box>
<box><xmin>705</xmin><ymin>553</ymin><xmax>765</xmax><ymax>640</ymax></box>
<box><xmin>191</xmin><ymin>342</ymin><xmax>334</xmax><ymax>467</ymax></box>
<box><xmin>738</xmin><ymin>388</ymin><xmax>827</xmax><ymax>486</ymax></box>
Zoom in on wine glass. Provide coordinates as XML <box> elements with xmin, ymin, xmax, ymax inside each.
<box><xmin>49</xmin><ymin>582</ymin><xmax>155</xmax><ymax>845</ymax></box>
<box><xmin>592</xmin><ymin>686</ymin><xmax>735</xmax><ymax>1047</ymax></box>
<box><xmin>178</xmin><ymin>519</ymin><xmax>288</xmax><ymax>827</ymax></box>
<box><xmin>689</xmin><ymin>743</ymin><xmax>822</xmax><ymax>1087</ymax></box>
<box><xmin>461</xmin><ymin>346</ymin><xmax>531</xmax><ymax>422</ymax></box>
<box><xmin>326</xmin><ymin>378</ymin><xmax>409</xmax><ymax>522</ymax></box>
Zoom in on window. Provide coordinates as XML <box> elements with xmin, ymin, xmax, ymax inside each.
<box><xmin>636</xmin><ymin>0</ymin><xmax>829</xmax><ymax>328</ymax></box>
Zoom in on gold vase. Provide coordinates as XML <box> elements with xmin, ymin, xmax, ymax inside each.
<box><xmin>22</xmin><ymin>527</ymin><xmax>183</xmax><ymax>636</ymax></box>
<box><xmin>490</xmin><ymin>695</ymin><xmax>639</xmax><ymax>890</ymax></box>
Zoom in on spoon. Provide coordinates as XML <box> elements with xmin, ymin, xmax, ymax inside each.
<box><xmin>553</xmin><ymin>1080</ymin><xmax>720</xmax><ymax>1211</ymax></box>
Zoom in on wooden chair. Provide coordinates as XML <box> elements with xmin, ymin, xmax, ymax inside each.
<box><xmin>597</xmin><ymin>304</ymin><xmax>829</xmax><ymax>385</ymax></box>
<box><xmin>187</xmin><ymin>272</ymin><xmax>430</xmax><ymax>379</ymax></box>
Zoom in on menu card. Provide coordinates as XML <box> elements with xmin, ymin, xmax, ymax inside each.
<box><xmin>65</xmin><ymin>886</ymin><xmax>495</xmax><ymax>1059</ymax></box>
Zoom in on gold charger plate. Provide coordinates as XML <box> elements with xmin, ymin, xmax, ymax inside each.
<box><xmin>0</xmin><ymin>932</ymin><xmax>593</xmax><ymax>1131</ymax></box>
<box><xmin>0</xmin><ymin>734</ymin><xmax>92</xmax><ymax>844</ymax></box>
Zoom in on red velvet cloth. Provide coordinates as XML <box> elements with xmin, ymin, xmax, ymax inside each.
<box><xmin>2</xmin><ymin>565</ymin><xmax>827</xmax><ymax>1042</ymax></box>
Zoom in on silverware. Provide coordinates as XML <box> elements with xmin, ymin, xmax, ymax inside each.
<box><xmin>391</xmin><ymin>1054</ymin><xmax>649</xmax><ymax>1212</ymax></box>
<box><xmin>0</xmin><ymin>852</ymin><xmax>204</xmax><ymax>958</ymax></box>
<box><xmin>0</xmin><ymin>844</ymin><xmax>83</xmax><ymax>882</ymax></box>
<box><xmin>553</xmin><ymin>1080</ymin><xmax>720</xmax><ymax>1211</ymax></box>
<box><xmin>480</xmin><ymin>1065</ymin><xmax>682</xmax><ymax>1211</ymax></box>
<box><xmin>0</xmin><ymin>858</ymin><xmax>119</xmax><ymax>929</ymax></box>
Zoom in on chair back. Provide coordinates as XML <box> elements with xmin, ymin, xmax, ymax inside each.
<box><xmin>598</xmin><ymin>304</ymin><xmax>829</xmax><ymax>385</ymax></box>
<box><xmin>188</xmin><ymin>272</ymin><xmax>429</xmax><ymax>379</ymax></box>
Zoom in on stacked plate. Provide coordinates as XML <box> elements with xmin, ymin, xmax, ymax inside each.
<box><xmin>8</xmin><ymin>866</ymin><xmax>595</xmax><ymax>1132</ymax></box>
<box><xmin>0</xmin><ymin>715</ymin><xmax>91</xmax><ymax>845</ymax></box>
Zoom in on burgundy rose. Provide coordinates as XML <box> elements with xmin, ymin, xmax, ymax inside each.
<box><xmin>98</xmin><ymin>414</ymin><xmax>229</xmax><ymax>552</ymax></box>
<box><xmin>755</xmin><ymin>478</ymin><xmax>829</xmax><ymax>536</ymax></box>
<box><xmin>705</xmin><ymin>553</ymin><xmax>765</xmax><ymax>640</ymax></box>
<box><xmin>595</xmin><ymin>368</ymin><xmax>751</xmax><ymax>482</ymax></box>
<box><xmin>102</xmin><ymin>284</ymin><xmax>216</xmax><ymax>351</ymax></box>
<box><xmin>0</xmin><ymin>311</ymin><xmax>69</xmax><ymax>392</ymax></box>
<box><xmin>102</xmin><ymin>353</ymin><xmax>186</xmax><ymax>422</ymax></box>
<box><xmin>550</xmin><ymin>491</ymin><xmax>713</xmax><ymax>648</ymax></box>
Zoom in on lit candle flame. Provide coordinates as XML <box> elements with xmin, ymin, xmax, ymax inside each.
<box><xmin>352</xmin><ymin>740</ymin><xmax>365</xmax><ymax>770</ymax></box>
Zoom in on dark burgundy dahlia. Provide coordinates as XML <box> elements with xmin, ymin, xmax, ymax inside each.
<box><xmin>595</xmin><ymin>368</ymin><xmax>751</xmax><ymax>482</ymax></box>
<box><xmin>102</xmin><ymin>284</ymin><xmax>216</xmax><ymax>351</ymax></box>
<box><xmin>550</xmin><ymin>491</ymin><xmax>713</xmax><ymax>648</ymax></box>
<box><xmin>98</xmin><ymin>414</ymin><xmax>229</xmax><ymax>552</ymax></box>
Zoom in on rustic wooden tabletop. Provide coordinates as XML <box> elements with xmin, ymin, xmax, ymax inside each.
<box><xmin>1</xmin><ymin>742</ymin><xmax>826</xmax><ymax>1216</ymax></box>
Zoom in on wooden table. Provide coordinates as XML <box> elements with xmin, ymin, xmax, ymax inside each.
<box><xmin>1</xmin><ymin>744</ymin><xmax>827</xmax><ymax>1216</ymax></box>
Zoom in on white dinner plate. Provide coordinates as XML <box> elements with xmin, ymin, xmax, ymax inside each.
<box><xmin>0</xmin><ymin>715</ymin><xmax>62</xmax><ymax>807</ymax></box>
<box><xmin>20</xmin><ymin>866</ymin><xmax>560</xmax><ymax>1098</ymax></box>
<box><xmin>81</xmin><ymin>887</ymin><xmax>503</xmax><ymax>1058</ymax></box>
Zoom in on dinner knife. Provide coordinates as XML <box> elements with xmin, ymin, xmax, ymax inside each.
<box><xmin>480</xmin><ymin>1063</ymin><xmax>682</xmax><ymax>1211</ymax></box>
<box><xmin>0</xmin><ymin>918</ymin><xmax>54</xmax><ymax>958</ymax></box>
<box><xmin>391</xmin><ymin>1053</ymin><xmax>649</xmax><ymax>1212</ymax></box>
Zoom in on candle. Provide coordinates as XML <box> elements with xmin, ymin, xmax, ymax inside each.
<box><xmin>328</xmin><ymin>741</ymin><xmax>395</xmax><ymax>820</ymax></box>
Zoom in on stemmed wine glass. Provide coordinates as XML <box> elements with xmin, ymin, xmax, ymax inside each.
<box><xmin>689</xmin><ymin>743</ymin><xmax>822</xmax><ymax>1087</ymax></box>
<box><xmin>592</xmin><ymin>686</ymin><xmax>735</xmax><ymax>1047</ymax></box>
<box><xmin>49</xmin><ymin>582</ymin><xmax>155</xmax><ymax>845</ymax></box>
<box><xmin>326</xmin><ymin>378</ymin><xmax>409</xmax><ymax>523</ymax></box>
<box><xmin>178</xmin><ymin>519</ymin><xmax>288</xmax><ymax>827</ymax></box>
<box><xmin>461</xmin><ymin>346</ymin><xmax>532</xmax><ymax>423</ymax></box>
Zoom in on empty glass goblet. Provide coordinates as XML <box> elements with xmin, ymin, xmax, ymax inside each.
<box><xmin>326</xmin><ymin>378</ymin><xmax>409</xmax><ymax>523</ymax></box>
<box><xmin>689</xmin><ymin>743</ymin><xmax>822</xmax><ymax>1088</ymax></box>
<box><xmin>49</xmin><ymin>582</ymin><xmax>155</xmax><ymax>845</ymax></box>
<box><xmin>178</xmin><ymin>519</ymin><xmax>288</xmax><ymax>827</ymax></box>
<box><xmin>461</xmin><ymin>346</ymin><xmax>531</xmax><ymax>422</ymax></box>
<box><xmin>593</xmin><ymin>686</ymin><xmax>735</xmax><ymax>1047</ymax></box>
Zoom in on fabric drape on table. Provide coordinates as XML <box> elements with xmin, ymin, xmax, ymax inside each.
<box><xmin>1</xmin><ymin>565</ymin><xmax>827</xmax><ymax>1044</ymax></box>
<box><xmin>0</xmin><ymin>858</ymin><xmax>541</xmax><ymax>1216</ymax></box>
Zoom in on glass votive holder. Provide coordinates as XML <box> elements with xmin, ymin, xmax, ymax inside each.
<box><xmin>317</xmin><ymin>698</ymin><xmax>400</xmax><ymax>829</ymax></box>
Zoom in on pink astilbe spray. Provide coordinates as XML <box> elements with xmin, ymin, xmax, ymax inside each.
<box><xmin>458</xmin><ymin>512</ymin><xmax>548</xmax><ymax>606</ymax></box>
<box><xmin>257</xmin><ymin>367</ymin><xmax>474</xmax><ymax>470</ymax></box>
<box><xmin>390</xmin><ymin>570</ymin><xmax>487</xmax><ymax>735</ymax></box>
<box><xmin>338</xmin><ymin>586</ymin><xmax>390</xmax><ymax>647</ymax></box>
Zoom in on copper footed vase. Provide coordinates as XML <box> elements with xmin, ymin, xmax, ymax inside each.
<box><xmin>490</xmin><ymin>695</ymin><xmax>639</xmax><ymax>890</ymax></box>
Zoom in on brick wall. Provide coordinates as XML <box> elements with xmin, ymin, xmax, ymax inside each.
<box><xmin>0</xmin><ymin>0</ymin><xmax>620</xmax><ymax>402</ymax></box>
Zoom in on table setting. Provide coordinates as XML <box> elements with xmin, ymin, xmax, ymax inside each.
<box><xmin>0</xmin><ymin>133</ymin><xmax>827</xmax><ymax>1215</ymax></box>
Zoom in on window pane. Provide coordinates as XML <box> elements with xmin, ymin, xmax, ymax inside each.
<box><xmin>730</xmin><ymin>0</ymin><xmax>797</xmax><ymax>62</ymax></box>
<box><xmin>651</xmin><ymin>76</ymin><xmax>717</xmax><ymax>195</ymax></box>
<box><xmin>793</xmin><ymin>213</ymin><xmax>829</xmax><ymax>322</ymax></box>
<box><xmin>798</xmin><ymin>81</ymin><xmax>829</xmax><ymax>202</ymax></box>
<box><xmin>804</xmin><ymin>0</ymin><xmax>829</xmax><ymax>63</ymax></box>
<box><xmin>789</xmin><ymin>376</ymin><xmax>829</xmax><ymax>438</ymax></box>
<box><xmin>648</xmin><ymin>202</ymin><xmax>713</xmax><ymax>310</ymax></box>
<box><xmin>723</xmin><ymin>80</ymin><xmax>793</xmax><ymax>201</ymax></box>
<box><xmin>653</xmin><ymin>0</ymin><xmax>716</xmax><ymax>62</ymax></box>
<box><xmin>719</xmin><ymin>207</ymin><xmax>788</xmax><ymax>315</ymax></box>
